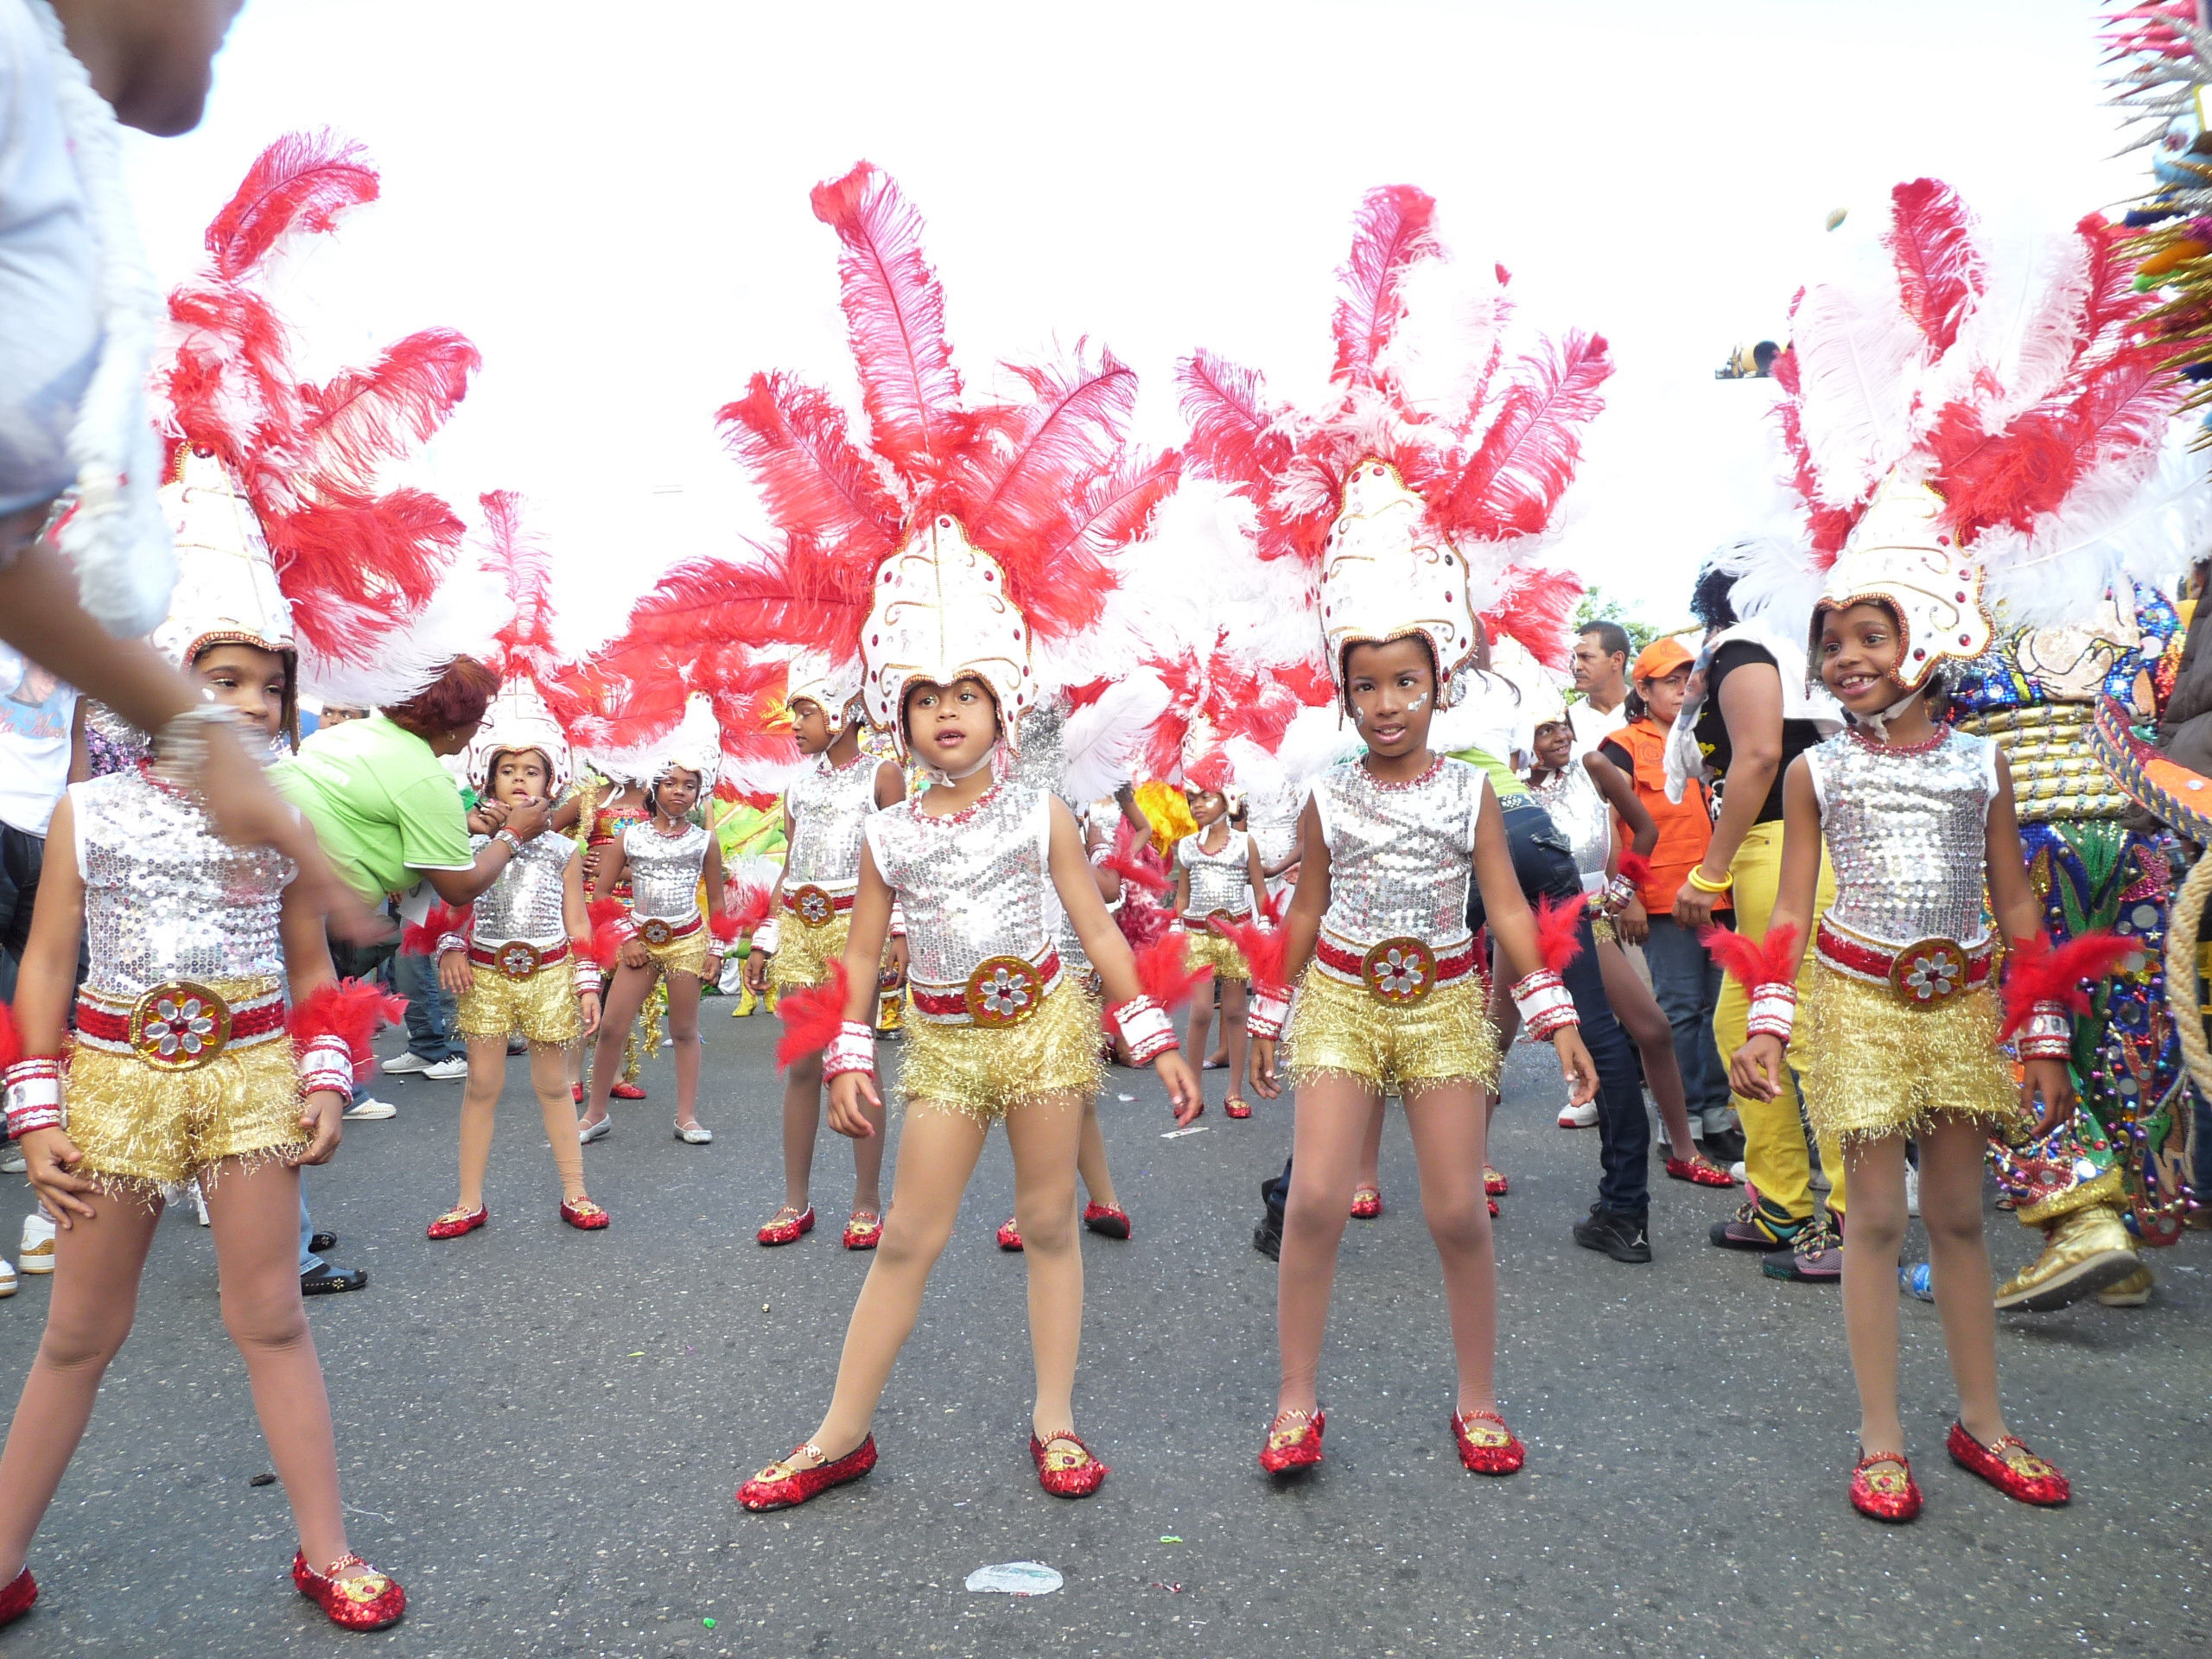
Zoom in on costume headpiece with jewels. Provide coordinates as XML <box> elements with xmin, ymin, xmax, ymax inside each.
<box><xmin>150</xmin><ymin>130</ymin><xmax>485</xmax><ymax>709</ymax></box>
<box><xmin>589</xmin><ymin>160</ymin><xmax>1178</xmax><ymax>769</ymax></box>
<box><xmin>650</xmin><ymin>693</ymin><xmax>722</xmax><ymax>791</ymax></box>
<box><xmin>1810</xmin><ymin>474</ymin><xmax>1991</xmax><ymax>693</ymax></box>
<box><xmin>1176</xmin><ymin>183</ymin><xmax>1606</xmax><ymax>727</ymax></box>
<box><xmin>783</xmin><ymin>650</ymin><xmax>864</xmax><ymax>730</ymax></box>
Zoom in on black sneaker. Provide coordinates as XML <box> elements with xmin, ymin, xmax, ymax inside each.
<box><xmin>1254</xmin><ymin>1173</ymin><xmax>1287</xmax><ymax>1261</ymax></box>
<box><xmin>1573</xmin><ymin>1206</ymin><xmax>1652</xmax><ymax>1264</ymax></box>
<box><xmin>302</xmin><ymin>1263</ymin><xmax>368</xmax><ymax>1295</ymax></box>
<box><xmin>1700</xmin><ymin>1126</ymin><xmax>1746</xmax><ymax>1163</ymax></box>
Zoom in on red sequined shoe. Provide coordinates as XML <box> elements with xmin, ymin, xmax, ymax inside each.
<box><xmin>1947</xmin><ymin>1421</ymin><xmax>2069</xmax><ymax>1506</ymax></box>
<box><xmin>1484</xmin><ymin>1165</ymin><xmax>1508</xmax><ymax>1197</ymax></box>
<box><xmin>842</xmin><ymin>1210</ymin><xmax>882</xmax><ymax>1250</ymax></box>
<box><xmin>1489</xmin><ymin>1195</ymin><xmax>1499</xmax><ymax>1217</ymax></box>
<box><xmin>610</xmin><ymin>1080</ymin><xmax>646</xmax><ymax>1101</ymax></box>
<box><xmin>1224</xmin><ymin>1096</ymin><xmax>1253</xmax><ymax>1119</ymax></box>
<box><xmin>1849</xmin><ymin>1449</ymin><xmax>1923</xmax><ymax>1522</ymax></box>
<box><xmin>1082</xmin><ymin>1202</ymin><xmax>1131</xmax><ymax>1240</ymax></box>
<box><xmin>570</xmin><ymin>1083</ymin><xmax>583</xmax><ymax>1104</ymax></box>
<box><xmin>1452</xmin><ymin>1408</ymin><xmax>1525</xmax><ymax>1475</ymax></box>
<box><xmin>736</xmin><ymin>1436</ymin><xmax>877</xmax><ymax>1511</ymax></box>
<box><xmin>1350</xmin><ymin>1187</ymin><xmax>1382</xmax><ymax>1220</ymax></box>
<box><xmin>425</xmin><ymin>1205</ymin><xmax>486</xmax><ymax>1241</ymax></box>
<box><xmin>0</xmin><ymin>1567</ymin><xmax>35</xmax><ymax>1630</ymax></box>
<box><xmin>996</xmin><ymin>1217</ymin><xmax>1024</xmax><ymax>1251</ymax></box>
<box><xmin>560</xmin><ymin>1197</ymin><xmax>610</xmax><ymax>1231</ymax></box>
<box><xmin>756</xmin><ymin>1205</ymin><xmax>815</xmax><ymax>1247</ymax></box>
<box><xmin>1030</xmin><ymin>1431</ymin><xmax>1109</xmax><ymax>1497</ymax></box>
<box><xmin>292</xmin><ymin>1551</ymin><xmax>406</xmax><ymax>1631</ymax></box>
<box><xmin>1666</xmin><ymin>1154</ymin><xmax>1738</xmax><ymax>1188</ymax></box>
<box><xmin>1259</xmin><ymin>1408</ymin><xmax>1325</xmax><ymax>1474</ymax></box>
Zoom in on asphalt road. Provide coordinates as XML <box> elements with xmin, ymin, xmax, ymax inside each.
<box><xmin>0</xmin><ymin>1003</ymin><xmax>2205</xmax><ymax>1659</ymax></box>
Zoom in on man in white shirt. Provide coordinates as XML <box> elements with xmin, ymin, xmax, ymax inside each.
<box><xmin>1567</xmin><ymin>620</ymin><xmax>1630</xmax><ymax>753</ymax></box>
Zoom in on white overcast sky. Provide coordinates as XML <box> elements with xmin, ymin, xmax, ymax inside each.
<box><xmin>118</xmin><ymin>0</ymin><xmax>2146</xmax><ymax>652</ymax></box>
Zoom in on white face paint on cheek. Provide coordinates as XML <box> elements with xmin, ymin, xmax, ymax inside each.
<box><xmin>1407</xmin><ymin>693</ymin><xmax>1429</xmax><ymax>712</ymax></box>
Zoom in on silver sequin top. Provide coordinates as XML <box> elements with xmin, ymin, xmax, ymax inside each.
<box><xmin>783</xmin><ymin>752</ymin><xmax>881</xmax><ymax>897</ymax></box>
<box><xmin>1178</xmin><ymin>829</ymin><xmax>1255</xmax><ymax>920</ymax></box>
<box><xmin>865</xmin><ymin>783</ymin><xmax>1054</xmax><ymax>990</ymax></box>
<box><xmin>1055</xmin><ymin>848</ymin><xmax>1123</xmax><ymax>976</ymax></box>
<box><xmin>1529</xmin><ymin>764</ymin><xmax>1610</xmax><ymax>892</ymax></box>
<box><xmin>1807</xmin><ymin>727</ymin><xmax>1996</xmax><ymax>946</ymax></box>
<box><xmin>72</xmin><ymin>767</ymin><xmax>295</xmax><ymax>996</ymax></box>
<box><xmin>469</xmin><ymin>830</ymin><xmax>573</xmax><ymax>946</ymax></box>
<box><xmin>621</xmin><ymin>820</ymin><xmax>709</xmax><ymax>923</ymax></box>
<box><xmin>1311</xmin><ymin>757</ymin><xmax>1482</xmax><ymax>951</ymax></box>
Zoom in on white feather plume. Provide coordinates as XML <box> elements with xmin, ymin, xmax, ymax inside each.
<box><xmin>1788</xmin><ymin>279</ymin><xmax>1929</xmax><ymax>508</ymax></box>
<box><xmin>297</xmin><ymin>554</ymin><xmax>508</xmax><ymax>709</ymax></box>
<box><xmin>1058</xmin><ymin>671</ymin><xmax>1171</xmax><ymax>804</ymax></box>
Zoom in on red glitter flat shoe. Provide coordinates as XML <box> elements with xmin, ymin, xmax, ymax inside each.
<box><xmin>1484</xmin><ymin>1166</ymin><xmax>1508</xmax><ymax>1197</ymax></box>
<box><xmin>1031</xmin><ymin>1431</ymin><xmax>1109</xmax><ymax>1497</ymax></box>
<box><xmin>1350</xmin><ymin>1187</ymin><xmax>1382</xmax><ymax>1220</ymax></box>
<box><xmin>292</xmin><ymin>1551</ymin><xmax>406</xmax><ymax>1631</ymax></box>
<box><xmin>1849</xmin><ymin>1449</ymin><xmax>1923</xmax><ymax>1522</ymax></box>
<box><xmin>1666</xmin><ymin>1154</ymin><xmax>1738</xmax><ymax>1188</ymax></box>
<box><xmin>1224</xmin><ymin>1096</ymin><xmax>1253</xmax><ymax>1119</ymax></box>
<box><xmin>1082</xmin><ymin>1202</ymin><xmax>1131</xmax><ymax>1240</ymax></box>
<box><xmin>756</xmin><ymin>1205</ymin><xmax>815</xmax><ymax>1247</ymax></box>
<box><xmin>1452</xmin><ymin>1408</ymin><xmax>1525</xmax><ymax>1475</ymax></box>
<box><xmin>1489</xmin><ymin>1195</ymin><xmax>1499</xmax><ymax>1217</ymax></box>
<box><xmin>610</xmin><ymin>1080</ymin><xmax>647</xmax><ymax>1101</ymax></box>
<box><xmin>425</xmin><ymin>1205</ymin><xmax>486</xmax><ymax>1241</ymax></box>
<box><xmin>1947</xmin><ymin>1421</ymin><xmax>2069</xmax><ymax>1506</ymax></box>
<box><xmin>0</xmin><ymin>1567</ymin><xmax>35</xmax><ymax>1630</ymax></box>
<box><xmin>996</xmin><ymin>1217</ymin><xmax>1024</xmax><ymax>1251</ymax></box>
<box><xmin>737</xmin><ymin>1436</ymin><xmax>877</xmax><ymax>1511</ymax></box>
<box><xmin>560</xmin><ymin>1197</ymin><xmax>610</xmax><ymax>1230</ymax></box>
<box><xmin>842</xmin><ymin>1210</ymin><xmax>882</xmax><ymax>1250</ymax></box>
<box><xmin>570</xmin><ymin>1083</ymin><xmax>583</xmax><ymax>1104</ymax></box>
<box><xmin>1259</xmin><ymin>1408</ymin><xmax>1325</xmax><ymax>1474</ymax></box>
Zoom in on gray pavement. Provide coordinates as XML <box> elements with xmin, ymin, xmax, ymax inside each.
<box><xmin>0</xmin><ymin>1005</ymin><xmax>2206</xmax><ymax>1658</ymax></box>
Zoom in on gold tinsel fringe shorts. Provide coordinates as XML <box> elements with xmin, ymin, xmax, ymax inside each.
<box><xmin>67</xmin><ymin>999</ymin><xmax>306</xmax><ymax>1195</ymax></box>
<box><xmin>455</xmin><ymin>956</ymin><xmax>582</xmax><ymax>1046</ymax></box>
<box><xmin>897</xmin><ymin>980</ymin><xmax>1104</xmax><ymax>1125</ymax></box>
<box><xmin>1181</xmin><ymin>927</ymin><xmax>1250</xmax><ymax>982</ymax></box>
<box><xmin>1285</xmin><ymin>964</ymin><xmax>1498</xmax><ymax>1098</ymax></box>
<box><xmin>768</xmin><ymin>911</ymin><xmax>850</xmax><ymax>995</ymax></box>
<box><xmin>634</xmin><ymin>923</ymin><xmax>709</xmax><ymax>983</ymax></box>
<box><xmin>1800</xmin><ymin>963</ymin><xmax>2017</xmax><ymax>1147</ymax></box>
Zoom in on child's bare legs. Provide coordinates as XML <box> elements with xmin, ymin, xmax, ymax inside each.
<box><xmin>583</xmin><ymin>962</ymin><xmax>654</xmax><ymax>1131</ymax></box>
<box><xmin>665</xmin><ymin>971</ymin><xmax>705</xmax><ymax>1132</ymax></box>
<box><xmin>1840</xmin><ymin>1134</ymin><xmax>1910</xmax><ymax>1458</ymax></box>
<box><xmin>779</xmin><ymin>1052</ymin><xmax>887</xmax><ymax>1216</ymax></box>
<box><xmin>1596</xmin><ymin>939</ymin><xmax>1699</xmax><ymax>1157</ymax></box>
<box><xmin>1919</xmin><ymin>1115</ymin><xmax>2007</xmax><ymax>1445</ymax></box>
<box><xmin>532</xmin><ymin>1044</ymin><xmax>588</xmax><ymax>1202</ymax></box>
<box><xmin>1005</xmin><ymin>1093</ymin><xmax>1088</xmax><ymax>1436</ymax></box>
<box><xmin>1185</xmin><ymin>993</ymin><xmax>1216</xmax><ymax>1112</ymax></box>
<box><xmin>1400</xmin><ymin>1080</ymin><xmax>1499</xmax><ymax>1415</ymax></box>
<box><xmin>1275</xmin><ymin>1074</ymin><xmax>1382</xmax><ymax>1418</ymax></box>
<box><xmin>1221</xmin><ymin>980</ymin><xmax>1252</xmax><ymax>1103</ymax></box>
<box><xmin>1076</xmin><ymin>1093</ymin><xmax>1116</xmax><ymax>1211</ymax></box>
<box><xmin>1354</xmin><ymin>1098</ymin><xmax>1385</xmax><ymax>1195</ymax></box>
<box><xmin>454</xmin><ymin>1035</ymin><xmax>507</xmax><ymax>1211</ymax></box>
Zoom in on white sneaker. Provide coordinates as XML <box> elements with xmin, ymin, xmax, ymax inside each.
<box><xmin>419</xmin><ymin>1057</ymin><xmax>468</xmax><ymax>1081</ymax></box>
<box><xmin>0</xmin><ymin>1259</ymin><xmax>14</xmax><ymax>1297</ymax></box>
<box><xmin>190</xmin><ymin>1179</ymin><xmax>210</xmax><ymax>1226</ymax></box>
<box><xmin>1729</xmin><ymin>1160</ymin><xmax>1748</xmax><ymax>1184</ymax></box>
<box><xmin>0</xmin><ymin>1151</ymin><xmax>22</xmax><ymax>1174</ymax></box>
<box><xmin>343</xmin><ymin>1096</ymin><xmax>397</xmax><ymax>1121</ymax></box>
<box><xmin>1904</xmin><ymin>1164</ymin><xmax>1921</xmax><ymax>1218</ymax></box>
<box><xmin>1557</xmin><ymin>1100</ymin><xmax>1599</xmax><ymax>1129</ymax></box>
<box><xmin>380</xmin><ymin>1052</ymin><xmax>431</xmax><ymax>1075</ymax></box>
<box><xmin>19</xmin><ymin>1211</ymin><xmax>54</xmax><ymax>1274</ymax></box>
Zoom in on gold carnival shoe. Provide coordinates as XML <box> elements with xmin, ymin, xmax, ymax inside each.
<box><xmin>1993</xmin><ymin>1203</ymin><xmax>2139</xmax><ymax>1312</ymax></box>
<box><xmin>2097</xmin><ymin>1263</ymin><xmax>2154</xmax><ymax>1306</ymax></box>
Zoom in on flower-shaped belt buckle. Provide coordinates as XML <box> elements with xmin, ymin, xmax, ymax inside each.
<box><xmin>639</xmin><ymin>918</ymin><xmax>675</xmax><ymax>947</ymax></box>
<box><xmin>497</xmin><ymin>941</ymin><xmax>542</xmax><ymax>980</ymax></box>
<box><xmin>964</xmin><ymin>956</ymin><xmax>1044</xmax><ymax>1028</ymax></box>
<box><xmin>1362</xmin><ymin>937</ymin><xmax>1436</xmax><ymax>1006</ymax></box>
<box><xmin>1889</xmin><ymin>938</ymin><xmax>1966</xmax><ymax>1007</ymax></box>
<box><xmin>129</xmin><ymin>979</ymin><xmax>232</xmax><ymax>1070</ymax></box>
<box><xmin>791</xmin><ymin>886</ymin><xmax>836</xmax><ymax>928</ymax></box>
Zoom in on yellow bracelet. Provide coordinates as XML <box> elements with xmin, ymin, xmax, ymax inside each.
<box><xmin>1685</xmin><ymin>866</ymin><xmax>1732</xmax><ymax>894</ymax></box>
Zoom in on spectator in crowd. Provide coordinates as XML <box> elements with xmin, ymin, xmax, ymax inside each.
<box><xmin>1567</xmin><ymin>621</ymin><xmax>1630</xmax><ymax>753</ymax></box>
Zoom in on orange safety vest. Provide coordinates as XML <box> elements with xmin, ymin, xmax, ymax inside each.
<box><xmin>1605</xmin><ymin>720</ymin><xmax>1727</xmax><ymax>916</ymax></box>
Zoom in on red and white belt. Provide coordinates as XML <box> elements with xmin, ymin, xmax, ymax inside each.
<box><xmin>1313</xmin><ymin>930</ymin><xmax>1478</xmax><ymax>1007</ymax></box>
<box><xmin>1815</xmin><ymin>917</ymin><xmax>1992</xmax><ymax>1007</ymax></box>
<box><xmin>468</xmin><ymin>938</ymin><xmax>570</xmax><ymax>980</ymax></box>
<box><xmin>1181</xmin><ymin>907</ymin><xmax>1254</xmax><ymax>930</ymax></box>
<box><xmin>909</xmin><ymin>948</ymin><xmax>1064</xmax><ymax>1028</ymax></box>
<box><xmin>784</xmin><ymin>885</ymin><xmax>855</xmax><ymax>928</ymax></box>
<box><xmin>75</xmin><ymin>980</ymin><xmax>288</xmax><ymax>1070</ymax></box>
<box><xmin>635</xmin><ymin>914</ymin><xmax>702</xmax><ymax>948</ymax></box>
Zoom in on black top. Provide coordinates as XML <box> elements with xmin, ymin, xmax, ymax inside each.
<box><xmin>1692</xmin><ymin>639</ymin><xmax>1823</xmax><ymax>825</ymax></box>
<box><xmin>1597</xmin><ymin>737</ymin><xmax>1634</xmax><ymax>778</ymax></box>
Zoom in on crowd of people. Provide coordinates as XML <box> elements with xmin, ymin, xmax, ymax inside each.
<box><xmin>0</xmin><ymin>0</ymin><xmax>2203</xmax><ymax>1638</ymax></box>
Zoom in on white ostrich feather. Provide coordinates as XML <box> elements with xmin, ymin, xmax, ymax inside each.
<box><xmin>1789</xmin><ymin>278</ymin><xmax>1929</xmax><ymax>508</ymax></box>
<box><xmin>1058</xmin><ymin>671</ymin><xmax>1170</xmax><ymax>804</ymax></box>
<box><xmin>298</xmin><ymin>556</ymin><xmax>509</xmax><ymax>709</ymax></box>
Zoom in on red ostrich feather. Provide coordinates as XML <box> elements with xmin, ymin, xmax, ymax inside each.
<box><xmin>1529</xmin><ymin>893</ymin><xmax>1586</xmax><ymax>975</ymax></box>
<box><xmin>1438</xmin><ymin>331</ymin><xmax>1614</xmax><ymax>541</ymax></box>
<box><xmin>1135</xmin><ymin>931</ymin><xmax>1213</xmax><ymax>1008</ymax></box>
<box><xmin>1999</xmin><ymin>930</ymin><xmax>2141</xmax><ymax>1042</ymax></box>
<box><xmin>1482</xmin><ymin>566</ymin><xmax>1584</xmax><ymax>673</ymax></box>
<box><xmin>1700</xmin><ymin>923</ymin><xmax>1803</xmax><ymax>992</ymax></box>
<box><xmin>399</xmin><ymin>901</ymin><xmax>472</xmax><ymax>956</ymax></box>
<box><xmin>204</xmin><ymin>129</ymin><xmax>379</xmax><ymax>283</ymax></box>
<box><xmin>1884</xmin><ymin>179</ymin><xmax>1984</xmax><ymax>353</ymax></box>
<box><xmin>294</xmin><ymin>327</ymin><xmax>480</xmax><ymax>497</ymax></box>
<box><xmin>1177</xmin><ymin>349</ymin><xmax>1290</xmax><ymax>498</ymax></box>
<box><xmin>1210</xmin><ymin>914</ymin><xmax>1289</xmax><ymax>994</ymax></box>
<box><xmin>776</xmin><ymin>960</ymin><xmax>853</xmax><ymax>1068</ymax></box>
<box><xmin>1330</xmin><ymin>184</ymin><xmax>1441</xmax><ymax>388</ymax></box>
<box><xmin>717</xmin><ymin>371</ymin><xmax>907</xmax><ymax>559</ymax></box>
<box><xmin>288</xmin><ymin>979</ymin><xmax>407</xmax><ymax>1052</ymax></box>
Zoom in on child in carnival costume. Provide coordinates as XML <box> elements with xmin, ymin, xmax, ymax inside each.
<box><xmin>730</xmin><ymin>162</ymin><xmax>1199</xmax><ymax>1510</ymax></box>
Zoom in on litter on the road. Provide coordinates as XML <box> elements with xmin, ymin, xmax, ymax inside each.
<box><xmin>964</xmin><ymin>1561</ymin><xmax>1062</xmax><ymax>1596</ymax></box>
<box><xmin>1159</xmin><ymin>1535</ymin><xmax>1182</xmax><ymax>1543</ymax></box>
<box><xmin>1161</xmin><ymin>1126</ymin><xmax>1208</xmax><ymax>1140</ymax></box>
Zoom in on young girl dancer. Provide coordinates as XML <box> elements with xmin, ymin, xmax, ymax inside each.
<box><xmin>581</xmin><ymin>696</ymin><xmax>730</xmax><ymax>1147</ymax></box>
<box><xmin>0</xmin><ymin>497</ymin><xmax>404</xmax><ymax>1630</ymax></box>
<box><xmin>575</xmin><ymin>766</ymin><xmax>656</xmax><ymax>1103</ymax></box>
<box><xmin>1172</xmin><ymin>784</ymin><xmax>1269</xmax><ymax>1118</ymax></box>
<box><xmin>1725</xmin><ymin>479</ymin><xmax>2097</xmax><ymax>1521</ymax></box>
<box><xmin>747</xmin><ymin>658</ymin><xmax>905</xmax><ymax>1248</ymax></box>
<box><xmin>1524</xmin><ymin>715</ymin><xmax>1733</xmax><ymax>1186</ymax></box>
<box><xmin>426</xmin><ymin>687</ymin><xmax>607</xmax><ymax>1238</ymax></box>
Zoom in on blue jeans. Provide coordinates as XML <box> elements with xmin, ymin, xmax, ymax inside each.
<box><xmin>393</xmin><ymin>949</ymin><xmax>461</xmax><ymax>1064</ymax></box>
<box><xmin>1473</xmin><ymin>793</ymin><xmax>1650</xmax><ymax>1217</ymax></box>
<box><xmin>298</xmin><ymin>1180</ymin><xmax>323</xmax><ymax>1276</ymax></box>
<box><xmin>1641</xmin><ymin>916</ymin><xmax>1730</xmax><ymax>1126</ymax></box>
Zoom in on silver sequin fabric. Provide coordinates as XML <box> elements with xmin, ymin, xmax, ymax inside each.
<box><xmin>469</xmin><ymin>830</ymin><xmax>573</xmax><ymax>945</ymax></box>
<box><xmin>73</xmin><ymin>767</ymin><xmax>294</xmax><ymax>998</ymax></box>
<box><xmin>620</xmin><ymin>820</ymin><xmax>709</xmax><ymax>922</ymax></box>
<box><xmin>1178</xmin><ymin>829</ymin><xmax>1255</xmax><ymax>920</ymax></box>
<box><xmin>1311</xmin><ymin>757</ymin><xmax>1482</xmax><ymax>951</ymax></box>
<box><xmin>1009</xmin><ymin>694</ymin><xmax>1071</xmax><ymax>804</ymax></box>
<box><xmin>1529</xmin><ymin>764</ymin><xmax>1610</xmax><ymax>891</ymax></box>
<box><xmin>865</xmin><ymin>783</ymin><xmax>1054</xmax><ymax>991</ymax></box>
<box><xmin>782</xmin><ymin>752</ymin><xmax>881</xmax><ymax>896</ymax></box>
<box><xmin>1808</xmin><ymin>727</ymin><xmax>1994</xmax><ymax>946</ymax></box>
